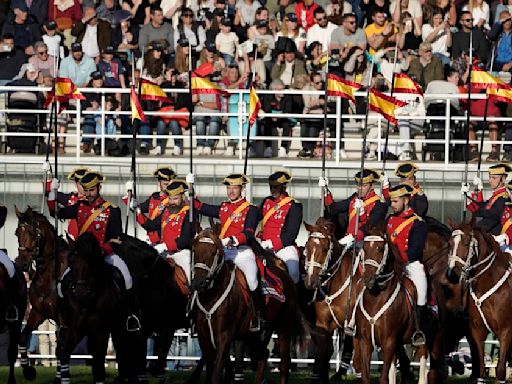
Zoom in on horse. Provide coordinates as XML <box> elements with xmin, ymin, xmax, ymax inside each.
<box><xmin>14</xmin><ymin>206</ymin><xmax>68</xmax><ymax>381</ymax></box>
<box><xmin>303</xmin><ymin>217</ymin><xmax>362</xmax><ymax>384</ymax></box>
<box><xmin>190</xmin><ymin>228</ymin><xmax>304</xmax><ymax>384</ymax></box>
<box><xmin>447</xmin><ymin>221</ymin><xmax>512</xmax><ymax>383</ymax></box>
<box><xmin>112</xmin><ymin>234</ymin><xmax>190</xmax><ymax>384</ymax></box>
<box><xmin>357</xmin><ymin>224</ymin><xmax>428</xmax><ymax>384</ymax></box>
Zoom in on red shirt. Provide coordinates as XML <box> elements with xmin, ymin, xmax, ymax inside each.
<box><xmin>386</xmin><ymin>208</ymin><xmax>419</xmax><ymax>263</ymax></box>
<box><xmin>295</xmin><ymin>1</ymin><xmax>319</xmax><ymax>31</ymax></box>
<box><xmin>260</xmin><ymin>193</ymin><xmax>294</xmax><ymax>251</ymax></box>
<box><xmin>347</xmin><ymin>191</ymin><xmax>382</xmax><ymax>241</ymax></box>
<box><xmin>161</xmin><ymin>205</ymin><xmax>190</xmax><ymax>252</ymax></box>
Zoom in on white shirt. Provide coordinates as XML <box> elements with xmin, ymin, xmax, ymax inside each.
<box><xmin>43</xmin><ymin>34</ymin><xmax>63</xmax><ymax>59</ymax></box>
<box><xmin>421</xmin><ymin>24</ymin><xmax>449</xmax><ymax>57</ymax></box>
<box><xmin>82</xmin><ymin>24</ymin><xmax>100</xmax><ymax>59</ymax></box>
<box><xmin>280</xmin><ymin>61</ymin><xmax>294</xmax><ymax>86</ymax></box>
<box><xmin>390</xmin><ymin>0</ymin><xmax>422</xmax><ymax>20</ymax></box>
<box><xmin>306</xmin><ymin>22</ymin><xmax>338</xmax><ymax>52</ymax></box>
<box><xmin>462</xmin><ymin>3</ymin><xmax>490</xmax><ymax>30</ymax></box>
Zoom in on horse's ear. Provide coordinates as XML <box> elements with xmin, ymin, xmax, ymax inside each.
<box><xmin>212</xmin><ymin>222</ymin><xmax>221</xmax><ymax>236</ymax></box>
<box><xmin>447</xmin><ymin>217</ymin><xmax>457</xmax><ymax>230</ymax></box>
<box><xmin>15</xmin><ymin>205</ymin><xmax>22</xmax><ymax>218</ymax></box>
<box><xmin>66</xmin><ymin>233</ymin><xmax>75</xmax><ymax>248</ymax></box>
<box><xmin>469</xmin><ymin>213</ymin><xmax>476</xmax><ymax>228</ymax></box>
<box><xmin>304</xmin><ymin>221</ymin><xmax>314</xmax><ymax>233</ymax></box>
<box><xmin>324</xmin><ymin>222</ymin><xmax>335</xmax><ymax>236</ymax></box>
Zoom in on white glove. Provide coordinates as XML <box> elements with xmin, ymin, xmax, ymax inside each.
<box><xmin>472</xmin><ymin>176</ymin><xmax>483</xmax><ymax>191</ymax></box>
<box><xmin>461</xmin><ymin>183</ymin><xmax>470</xmax><ymax>195</ymax></box>
<box><xmin>493</xmin><ymin>234</ymin><xmax>509</xmax><ymax>246</ymax></box>
<box><xmin>353</xmin><ymin>198</ymin><xmax>364</xmax><ymax>210</ymax></box>
<box><xmin>261</xmin><ymin>239</ymin><xmax>273</xmax><ymax>250</ymax></box>
<box><xmin>381</xmin><ymin>173</ymin><xmax>389</xmax><ymax>189</ymax></box>
<box><xmin>129</xmin><ymin>198</ymin><xmax>139</xmax><ymax>210</ymax></box>
<box><xmin>221</xmin><ymin>237</ymin><xmax>233</xmax><ymax>247</ymax></box>
<box><xmin>154</xmin><ymin>243</ymin><xmax>168</xmax><ymax>254</ymax></box>
<box><xmin>186</xmin><ymin>173</ymin><xmax>195</xmax><ymax>184</ymax></box>
<box><xmin>51</xmin><ymin>178</ymin><xmax>60</xmax><ymax>191</ymax></box>
<box><xmin>48</xmin><ymin>191</ymin><xmax>56</xmax><ymax>201</ymax></box>
<box><xmin>125</xmin><ymin>180</ymin><xmax>134</xmax><ymax>192</ymax></box>
<box><xmin>42</xmin><ymin>161</ymin><xmax>51</xmax><ymax>172</ymax></box>
<box><xmin>339</xmin><ymin>234</ymin><xmax>355</xmax><ymax>247</ymax></box>
<box><xmin>318</xmin><ymin>176</ymin><xmax>328</xmax><ymax>188</ymax></box>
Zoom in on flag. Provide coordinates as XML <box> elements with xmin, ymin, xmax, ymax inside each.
<box><xmin>369</xmin><ymin>89</ymin><xmax>408</xmax><ymax>125</ymax></box>
<box><xmin>44</xmin><ymin>77</ymin><xmax>85</xmax><ymax>108</ymax></box>
<box><xmin>487</xmin><ymin>87</ymin><xmax>512</xmax><ymax>103</ymax></box>
<box><xmin>249</xmin><ymin>85</ymin><xmax>261</xmax><ymax>127</ymax></box>
<box><xmin>326</xmin><ymin>74</ymin><xmax>362</xmax><ymax>102</ymax></box>
<box><xmin>191</xmin><ymin>76</ymin><xmax>229</xmax><ymax>95</ymax></box>
<box><xmin>130</xmin><ymin>86</ymin><xmax>147</xmax><ymax>122</ymax></box>
<box><xmin>471</xmin><ymin>67</ymin><xmax>512</xmax><ymax>102</ymax></box>
<box><xmin>140</xmin><ymin>79</ymin><xmax>170</xmax><ymax>102</ymax></box>
<box><xmin>393</xmin><ymin>73</ymin><xmax>422</xmax><ymax>95</ymax></box>
<box><xmin>193</xmin><ymin>62</ymin><xmax>214</xmax><ymax>78</ymax></box>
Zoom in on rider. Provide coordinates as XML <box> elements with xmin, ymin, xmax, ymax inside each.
<box><xmin>259</xmin><ymin>170</ymin><xmax>302</xmax><ymax>284</ymax></box>
<box><xmin>127</xmin><ymin>166</ymin><xmax>176</xmax><ymax>245</ymax></box>
<box><xmin>386</xmin><ymin>183</ymin><xmax>428</xmax><ymax>346</ymax></box>
<box><xmin>494</xmin><ymin>180</ymin><xmax>512</xmax><ymax>250</ymax></box>
<box><xmin>138</xmin><ymin>179</ymin><xmax>196</xmax><ymax>283</ymax></box>
<box><xmin>322</xmin><ymin>169</ymin><xmax>388</xmax><ymax>248</ymax></box>
<box><xmin>47</xmin><ymin>171</ymin><xmax>141</xmax><ymax>332</ymax></box>
<box><xmin>462</xmin><ymin>163</ymin><xmax>512</xmax><ymax>235</ymax></box>
<box><xmin>195</xmin><ymin>173</ymin><xmax>263</xmax><ymax>330</ymax></box>
<box><xmin>0</xmin><ymin>205</ymin><xmax>19</xmax><ymax>321</ymax></box>
<box><xmin>382</xmin><ymin>162</ymin><xmax>428</xmax><ymax>217</ymax></box>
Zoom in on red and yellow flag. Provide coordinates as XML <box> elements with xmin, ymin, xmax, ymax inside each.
<box><xmin>471</xmin><ymin>67</ymin><xmax>512</xmax><ymax>102</ymax></box>
<box><xmin>191</xmin><ymin>76</ymin><xmax>229</xmax><ymax>96</ymax></box>
<box><xmin>249</xmin><ymin>85</ymin><xmax>261</xmax><ymax>127</ymax></box>
<box><xmin>140</xmin><ymin>79</ymin><xmax>170</xmax><ymax>102</ymax></box>
<box><xmin>44</xmin><ymin>77</ymin><xmax>85</xmax><ymax>108</ymax></box>
<box><xmin>393</xmin><ymin>73</ymin><xmax>422</xmax><ymax>95</ymax></box>
<box><xmin>326</xmin><ymin>74</ymin><xmax>362</xmax><ymax>102</ymax></box>
<box><xmin>369</xmin><ymin>89</ymin><xmax>408</xmax><ymax>125</ymax></box>
<box><xmin>487</xmin><ymin>87</ymin><xmax>512</xmax><ymax>103</ymax></box>
<box><xmin>130</xmin><ymin>86</ymin><xmax>147</xmax><ymax>122</ymax></box>
<box><xmin>193</xmin><ymin>62</ymin><xmax>214</xmax><ymax>78</ymax></box>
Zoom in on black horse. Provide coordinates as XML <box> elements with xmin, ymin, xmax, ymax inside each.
<box><xmin>113</xmin><ymin>234</ymin><xmax>190</xmax><ymax>384</ymax></box>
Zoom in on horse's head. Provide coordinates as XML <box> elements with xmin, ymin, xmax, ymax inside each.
<box><xmin>191</xmin><ymin>228</ymin><xmax>224</xmax><ymax>292</ymax></box>
<box><xmin>303</xmin><ymin>218</ymin><xmax>338</xmax><ymax>289</ymax></box>
<box><xmin>362</xmin><ymin>224</ymin><xmax>394</xmax><ymax>292</ymax></box>
<box><xmin>15</xmin><ymin>206</ymin><xmax>45</xmax><ymax>272</ymax></box>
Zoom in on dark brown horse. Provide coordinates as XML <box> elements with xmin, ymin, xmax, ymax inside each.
<box><xmin>190</xmin><ymin>228</ymin><xmax>303</xmax><ymax>384</ymax></box>
<box><xmin>447</xmin><ymin>221</ymin><xmax>512</xmax><ymax>383</ymax></box>
<box><xmin>14</xmin><ymin>206</ymin><xmax>68</xmax><ymax>381</ymax></box>
<box><xmin>303</xmin><ymin>217</ymin><xmax>362</xmax><ymax>384</ymax></box>
<box><xmin>357</xmin><ymin>224</ymin><xmax>428</xmax><ymax>384</ymax></box>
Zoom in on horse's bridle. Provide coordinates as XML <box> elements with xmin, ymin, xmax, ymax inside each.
<box><xmin>17</xmin><ymin>221</ymin><xmax>44</xmax><ymax>267</ymax></box>
<box><xmin>304</xmin><ymin>231</ymin><xmax>334</xmax><ymax>283</ymax></box>
<box><xmin>362</xmin><ymin>235</ymin><xmax>394</xmax><ymax>287</ymax></box>
<box><xmin>193</xmin><ymin>237</ymin><xmax>224</xmax><ymax>289</ymax></box>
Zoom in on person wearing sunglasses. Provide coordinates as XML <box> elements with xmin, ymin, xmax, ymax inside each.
<box><xmin>451</xmin><ymin>10</ymin><xmax>490</xmax><ymax>64</ymax></box>
<box><xmin>174</xmin><ymin>7</ymin><xmax>206</xmax><ymax>56</ymax></box>
<box><xmin>330</xmin><ymin>12</ymin><xmax>367</xmax><ymax>55</ymax></box>
<box><xmin>28</xmin><ymin>41</ymin><xmax>56</xmax><ymax>78</ymax></box>
<box><xmin>305</xmin><ymin>6</ymin><xmax>337</xmax><ymax>54</ymax></box>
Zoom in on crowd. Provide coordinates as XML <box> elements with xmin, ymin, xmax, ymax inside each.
<box><xmin>1</xmin><ymin>0</ymin><xmax>512</xmax><ymax>160</ymax></box>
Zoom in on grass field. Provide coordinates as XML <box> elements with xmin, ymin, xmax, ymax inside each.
<box><xmin>0</xmin><ymin>366</ymin><xmax>474</xmax><ymax>383</ymax></box>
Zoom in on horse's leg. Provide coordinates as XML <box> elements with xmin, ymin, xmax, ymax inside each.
<box><xmin>470</xmin><ymin>324</ymin><xmax>488</xmax><ymax>381</ymax></box>
<box><xmin>211</xmin><ymin>339</ymin><xmax>230</xmax><ymax>384</ymax></box>
<box><xmin>187</xmin><ymin>357</ymin><xmax>206</xmax><ymax>384</ymax></box>
<box><xmin>359</xmin><ymin>338</ymin><xmax>373</xmax><ymax>384</ymax></box>
<box><xmin>395</xmin><ymin>344</ymin><xmax>412</xmax><ymax>384</ymax></box>
<box><xmin>466</xmin><ymin>328</ymin><xmax>481</xmax><ymax>380</ymax></box>
<box><xmin>7</xmin><ymin>320</ymin><xmax>22</xmax><ymax>384</ymax></box>
<box><xmin>277</xmin><ymin>332</ymin><xmax>292</xmax><ymax>384</ymax></box>
<box><xmin>18</xmin><ymin>310</ymin><xmax>44</xmax><ymax>381</ymax></box>
<box><xmin>426</xmin><ymin>326</ymin><xmax>445</xmax><ymax>384</ymax></box>
<box><xmin>388</xmin><ymin>356</ymin><xmax>396</xmax><ymax>384</ymax></box>
<box><xmin>495</xmin><ymin>331</ymin><xmax>512</xmax><ymax>383</ymax></box>
<box><xmin>379</xmin><ymin>338</ymin><xmax>397</xmax><ymax>384</ymax></box>
<box><xmin>234</xmin><ymin>340</ymin><xmax>245</xmax><ymax>384</ymax></box>
<box><xmin>88</xmin><ymin>330</ymin><xmax>110</xmax><ymax>384</ymax></box>
<box><xmin>417</xmin><ymin>344</ymin><xmax>428</xmax><ymax>384</ymax></box>
<box><xmin>56</xmin><ymin>325</ymin><xmax>81</xmax><ymax>384</ymax></box>
<box><xmin>311</xmin><ymin>328</ymin><xmax>334</xmax><ymax>384</ymax></box>
<box><xmin>152</xmin><ymin>331</ymin><xmax>175</xmax><ymax>383</ymax></box>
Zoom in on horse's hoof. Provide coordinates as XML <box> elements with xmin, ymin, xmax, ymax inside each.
<box><xmin>330</xmin><ymin>371</ymin><xmax>345</xmax><ymax>384</ymax></box>
<box><xmin>52</xmin><ymin>378</ymin><xmax>60</xmax><ymax>384</ymax></box>
<box><xmin>23</xmin><ymin>365</ymin><xmax>37</xmax><ymax>381</ymax></box>
<box><xmin>147</xmin><ymin>362</ymin><xmax>162</xmax><ymax>377</ymax></box>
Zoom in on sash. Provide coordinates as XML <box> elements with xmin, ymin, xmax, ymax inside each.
<box><xmin>161</xmin><ymin>206</ymin><xmax>190</xmax><ymax>232</ymax></box>
<box><xmin>220</xmin><ymin>202</ymin><xmax>250</xmax><ymax>239</ymax></box>
<box><xmin>79</xmin><ymin>202</ymin><xmax>112</xmax><ymax>236</ymax></box>
<box><xmin>348</xmin><ymin>195</ymin><xmax>380</xmax><ymax>222</ymax></box>
<box><xmin>261</xmin><ymin>197</ymin><xmax>293</xmax><ymax>228</ymax></box>
<box><xmin>390</xmin><ymin>215</ymin><xmax>419</xmax><ymax>242</ymax></box>
<box><xmin>150</xmin><ymin>197</ymin><xmax>169</xmax><ymax>220</ymax></box>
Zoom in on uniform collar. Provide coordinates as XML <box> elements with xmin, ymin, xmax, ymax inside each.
<box><xmin>88</xmin><ymin>196</ymin><xmax>105</xmax><ymax>208</ymax></box>
<box><xmin>271</xmin><ymin>192</ymin><xmax>289</xmax><ymax>201</ymax></box>
<box><xmin>492</xmin><ymin>186</ymin><xmax>507</xmax><ymax>196</ymax></box>
<box><xmin>395</xmin><ymin>207</ymin><xmax>414</xmax><ymax>218</ymax></box>
<box><xmin>228</xmin><ymin>197</ymin><xmax>247</xmax><ymax>205</ymax></box>
<box><xmin>359</xmin><ymin>189</ymin><xmax>376</xmax><ymax>201</ymax></box>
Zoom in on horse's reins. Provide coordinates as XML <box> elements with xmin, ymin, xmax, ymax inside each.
<box><xmin>17</xmin><ymin>221</ymin><xmax>45</xmax><ymax>269</ymax></box>
<box><xmin>362</xmin><ymin>236</ymin><xmax>394</xmax><ymax>287</ymax></box>
<box><xmin>304</xmin><ymin>231</ymin><xmax>334</xmax><ymax>283</ymax></box>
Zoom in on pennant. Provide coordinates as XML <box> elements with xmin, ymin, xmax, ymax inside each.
<box><xmin>369</xmin><ymin>89</ymin><xmax>408</xmax><ymax>125</ymax></box>
<box><xmin>249</xmin><ymin>85</ymin><xmax>261</xmax><ymax>127</ymax></box>
<box><xmin>191</xmin><ymin>76</ymin><xmax>229</xmax><ymax>96</ymax></box>
<box><xmin>471</xmin><ymin>67</ymin><xmax>510</xmax><ymax>90</ymax></box>
<box><xmin>326</xmin><ymin>74</ymin><xmax>362</xmax><ymax>102</ymax></box>
<box><xmin>193</xmin><ymin>62</ymin><xmax>214</xmax><ymax>78</ymax></box>
<box><xmin>44</xmin><ymin>77</ymin><xmax>85</xmax><ymax>109</ymax></box>
<box><xmin>140</xmin><ymin>79</ymin><xmax>170</xmax><ymax>102</ymax></box>
<box><xmin>393</xmin><ymin>73</ymin><xmax>423</xmax><ymax>95</ymax></box>
<box><xmin>130</xmin><ymin>86</ymin><xmax>147</xmax><ymax>122</ymax></box>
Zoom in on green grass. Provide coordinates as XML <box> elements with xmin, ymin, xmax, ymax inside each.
<box><xmin>0</xmin><ymin>366</ymin><xmax>474</xmax><ymax>383</ymax></box>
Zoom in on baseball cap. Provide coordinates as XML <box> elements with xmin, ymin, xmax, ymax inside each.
<box><xmin>206</xmin><ymin>42</ymin><xmax>217</xmax><ymax>52</ymax></box>
<box><xmin>286</xmin><ymin>12</ymin><xmax>297</xmax><ymax>22</ymax></box>
<box><xmin>256</xmin><ymin>19</ymin><xmax>268</xmax><ymax>28</ymax></box>
<box><xmin>177</xmin><ymin>38</ymin><xmax>189</xmax><ymax>47</ymax></box>
<box><xmin>45</xmin><ymin>20</ymin><xmax>57</xmax><ymax>30</ymax></box>
<box><xmin>91</xmin><ymin>70</ymin><xmax>103</xmax><ymax>80</ymax></box>
<box><xmin>71</xmin><ymin>42</ymin><xmax>82</xmax><ymax>52</ymax></box>
<box><xmin>103</xmin><ymin>46</ymin><xmax>115</xmax><ymax>54</ymax></box>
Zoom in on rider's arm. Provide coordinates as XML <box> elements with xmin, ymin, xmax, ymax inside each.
<box><xmin>175</xmin><ymin>211</ymin><xmax>197</xmax><ymax>250</ymax></box>
<box><xmin>196</xmin><ymin>200</ymin><xmax>221</xmax><ymax>218</ymax></box>
<box><xmin>278</xmin><ymin>201</ymin><xmax>303</xmax><ymax>250</ymax></box>
<box><xmin>140</xmin><ymin>212</ymin><xmax>162</xmax><ymax>233</ymax></box>
<box><xmin>325</xmin><ymin>193</ymin><xmax>353</xmax><ymax>217</ymax></box>
<box><xmin>363</xmin><ymin>201</ymin><xmax>389</xmax><ymax>238</ymax></box>
<box><xmin>56</xmin><ymin>192</ymin><xmax>72</xmax><ymax>206</ymax></box>
<box><xmin>135</xmin><ymin>196</ymin><xmax>153</xmax><ymax>226</ymax></box>
<box><xmin>104</xmin><ymin>207</ymin><xmax>123</xmax><ymax>255</ymax></box>
<box><xmin>407</xmin><ymin>220</ymin><xmax>427</xmax><ymax>263</ymax></box>
<box><xmin>49</xmin><ymin>202</ymin><xmax>80</xmax><ymax>220</ymax></box>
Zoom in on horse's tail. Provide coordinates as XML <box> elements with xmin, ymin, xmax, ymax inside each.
<box><xmin>290</xmin><ymin>296</ymin><xmax>307</xmax><ymax>347</ymax></box>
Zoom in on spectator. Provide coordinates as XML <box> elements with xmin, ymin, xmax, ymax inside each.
<box><xmin>423</xmin><ymin>0</ymin><xmax>456</xmax><ymax>27</ymax></box>
<box><xmin>81</xmin><ymin>70</ymin><xmax>104</xmax><ymax>153</ymax></box>
<box><xmin>48</xmin><ymin>0</ymin><xmax>82</xmax><ymax>48</ymax></box>
<box><xmin>267</xmin><ymin>0</ymin><xmax>295</xmax><ymax>24</ymax></box>
<box><xmin>97</xmin><ymin>46</ymin><xmax>126</xmax><ymax>102</ymax></box>
<box><xmin>247</xmin><ymin>6</ymin><xmax>270</xmax><ymax>40</ymax></box>
<box><xmin>216</xmin><ymin>17</ymin><xmax>239</xmax><ymax>65</ymax></box>
<box><xmin>361</xmin><ymin>0</ymin><xmax>390</xmax><ymax>28</ymax></box>
<box><xmin>330</xmin><ymin>13</ymin><xmax>367</xmax><ymax>54</ymax></box>
<box><xmin>174</xmin><ymin>7</ymin><xmax>207</xmax><ymax>58</ymax></box>
<box><xmin>365</xmin><ymin>9</ymin><xmax>397</xmax><ymax>54</ymax></box>
<box><xmin>205</xmin><ymin>9</ymin><xmax>222</xmax><ymax>44</ymax></box>
<box><xmin>139</xmin><ymin>6</ymin><xmax>175</xmax><ymax>54</ymax></box>
<box><xmin>452</xmin><ymin>11</ymin><xmax>490</xmax><ymax>65</ymax></box>
<box><xmin>305</xmin><ymin>41</ymin><xmax>327</xmax><ymax>75</ymax></box>
<box><xmin>92</xmin><ymin>96</ymin><xmax>124</xmax><ymax>155</ymax></box>
<box><xmin>397</xmin><ymin>11</ymin><xmax>422</xmax><ymax>52</ymax></box>
<box><xmin>28</xmin><ymin>42</ymin><xmax>56</xmax><ymax>78</ymax></box>
<box><xmin>325</xmin><ymin>0</ymin><xmax>352</xmax><ymax>25</ymax></box>
<box><xmin>391</xmin><ymin>0</ymin><xmax>422</xmax><ymax>28</ymax></box>
<box><xmin>112</xmin><ymin>15</ymin><xmax>139</xmax><ymax>63</ymax></box>
<box><xmin>140</xmin><ymin>44</ymin><xmax>165</xmax><ymax>83</ymax></box>
<box><xmin>8</xmin><ymin>0</ymin><xmax>49</xmax><ymax>27</ymax></box>
<box><xmin>306</xmin><ymin>7</ymin><xmax>337</xmax><ymax>52</ymax></box>
<box><xmin>59</xmin><ymin>42</ymin><xmax>97</xmax><ymax>87</ymax></box>
<box><xmin>253</xmin><ymin>20</ymin><xmax>275</xmax><ymax>64</ymax></box>
<box><xmin>72</xmin><ymin>6</ymin><xmax>112</xmax><ymax>60</ymax></box>
<box><xmin>275</xmin><ymin>13</ymin><xmax>306</xmax><ymax>54</ymax></box>
<box><xmin>421</xmin><ymin>7</ymin><xmax>451</xmax><ymax>66</ymax></box>
<box><xmin>0</xmin><ymin>34</ymin><xmax>26</xmax><ymax>85</ymax></box>
<box><xmin>295</xmin><ymin>0</ymin><xmax>320</xmax><ymax>31</ymax></box>
<box><xmin>270</xmin><ymin>39</ymin><xmax>307</xmax><ymax>87</ymax></box>
<box><xmin>234</xmin><ymin>0</ymin><xmax>263</xmax><ymax>28</ymax></box>
<box><xmin>424</xmin><ymin>68</ymin><xmax>462</xmax><ymax>112</ymax></box>
<box><xmin>121</xmin><ymin>0</ymin><xmax>150</xmax><ymax>26</ymax></box>
<box><xmin>192</xmin><ymin>0</ymin><xmax>216</xmax><ymax>17</ymax></box>
<box><xmin>343</xmin><ymin>46</ymin><xmax>371</xmax><ymax>84</ymax></box>
<box><xmin>96</xmin><ymin>0</ymin><xmax>121</xmax><ymax>26</ymax></box>
<box><xmin>1</xmin><ymin>0</ymin><xmax>41</xmax><ymax>55</ymax></box>
<box><xmin>489</xmin><ymin>10</ymin><xmax>512</xmax><ymax>71</ymax></box>
<box><xmin>299</xmin><ymin>71</ymin><xmax>324</xmax><ymax>158</ymax></box>
<box><xmin>42</xmin><ymin>20</ymin><xmax>62</xmax><ymax>58</ymax></box>
<box><xmin>463</xmin><ymin>0</ymin><xmax>490</xmax><ymax>30</ymax></box>
<box><xmin>407</xmin><ymin>42</ymin><xmax>444</xmax><ymax>88</ymax></box>
<box><xmin>261</xmin><ymin>79</ymin><xmax>294</xmax><ymax>158</ymax></box>
<box><xmin>199</xmin><ymin>42</ymin><xmax>226</xmax><ymax>74</ymax></box>
<box><xmin>171</xmin><ymin>38</ymin><xmax>196</xmax><ymax>74</ymax></box>
<box><xmin>394</xmin><ymin>94</ymin><xmax>425</xmax><ymax>160</ymax></box>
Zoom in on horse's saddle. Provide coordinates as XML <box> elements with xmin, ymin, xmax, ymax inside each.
<box><xmin>255</xmin><ymin>257</ymin><xmax>285</xmax><ymax>303</ymax></box>
<box><xmin>164</xmin><ymin>258</ymin><xmax>189</xmax><ymax>296</ymax></box>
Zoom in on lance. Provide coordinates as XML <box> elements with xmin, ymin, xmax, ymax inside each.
<box><xmin>187</xmin><ymin>41</ymin><xmax>196</xmax><ymax>283</ymax></box>
<box><xmin>243</xmin><ymin>47</ymin><xmax>259</xmax><ymax>176</ymax></box>
<box><xmin>463</xmin><ymin>28</ymin><xmax>474</xmax><ymax>221</ymax></box>
<box><xmin>320</xmin><ymin>54</ymin><xmax>330</xmax><ymax>215</ymax></box>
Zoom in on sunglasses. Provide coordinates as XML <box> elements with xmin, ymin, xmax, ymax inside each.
<box><xmin>38</xmin><ymin>51</ymin><xmax>48</xmax><ymax>55</ymax></box>
<box><xmin>346</xmin><ymin>20</ymin><xmax>356</xmax><ymax>24</ymax></box>
<box><xmin>183</xmin><ymin>13</ymin><xmax>193</xmax><ymax>17</ymax></box>
<box><xmin>314</xmin><ymin>81</ymin><xmax>323</xmax><ymax>85</ymax></box>
<box><xmin>316</xmin><ymin>17</ymin><xmax>326</xmax><ymax>21</ymax></box>
<box><xmin>462</xmin><ymin>18</ymin><xmax>473</xmax><ymax>22</ymax></box>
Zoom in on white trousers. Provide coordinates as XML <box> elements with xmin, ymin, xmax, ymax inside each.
<box><xmin>405</xmin><ymin>261</ymin><xmax>427</xmax><ymax>306</ymax></box>
<box><xmin>224</xmin><ymin>246</ymin><xmax>258</xmax><ymax>291</ymax></box>
<box><xmin>104</xmin><ymin>253</ymin><xmax>133</xmax><ymax>290</ymax></box>
<box><xmin>167</xmin><ymin>249</ymin><xmax>191</xmax><ymax>283</ymax></box>
<box><xmin>275</xmin><ymin>246</ymin><xmax>300</xmax><ymax>283</ymax></box>
<box><xmin>0</xmin><ymin>249</ymin><xmax>15</xmax><ymax>278</ymax></box>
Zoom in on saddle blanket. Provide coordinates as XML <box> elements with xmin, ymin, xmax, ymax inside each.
<box><xmin>256</xmin><ymin>257</ymin><xmax>285</xmax><ymax>303</ymax></box>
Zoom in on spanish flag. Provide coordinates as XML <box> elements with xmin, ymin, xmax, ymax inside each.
<box><xmin>191</xmin><ymin>76</ymin><xmax>229</xmax><ymax>96</ymax></box>
<box><xmin>393</xmin><ymin>73</ymin><xmax>422</xmax><ymax>95</ymax></box>
<box><xmin>471</xmin><ymin>67</ymin><xmax>505</xmax><ymax>90</ymax></box>
<box><xmin>130</xmin><ymin>86</ymin><xmax>147</xmax><ymax>123</ymax></box>
<box><xmin>193</xmin><ymin>62</ymin><xmax>214</xmax><ymax>78</ymax></box>
<box><xmin>487</xmin><ymin>87</ymin><xmax>512</xmax><ymax>103</ymax></box>
<box><xmin>140</xmin><ymin>79</ymin><xmax>170</xmax><ymax>102</ymax></box>
<box><xmin>369</xmin><ymin>89</ymin><xmax>408</xmax><ymax>125</ymax></box>
<box><xmin>326</xmin><ymin>74</ymin><xmax>362</xmax><ymax>102</ymax></box>
<box><xmin>249</xmin><ymin>85</ymin><xmax>261</xmax><ymax>128</ymax></box>
<box><xmin>44</xmin><ymin>77</ymin><xmax>85</xmax><ymax>108</ymax></box>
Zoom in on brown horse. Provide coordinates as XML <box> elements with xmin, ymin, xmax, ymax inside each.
<box><xmin>14</xmin><ymin>206</ymin><xmax>68</xmax><ymax>381</ymax></box>
<box><xmin>357</xmin><ymin>224</ymin><xmax>428</xmax><ymax>384</ymax></box>
<box><xmin>447</xmin><ymin>221</ymin><xmax>512</xmax><ymax>383</ymax></box>
<box><xmin>303</xmin><ymin>217</ymin><xmax>362</xmax><ymax>384</ymax></box>
<box><xmin>190</xmin><ymin>228</ymin><xmax>303</xmax><ymax>384</ymax></box>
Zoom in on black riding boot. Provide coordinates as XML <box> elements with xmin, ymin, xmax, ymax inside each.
<box><xmin>124</xmin><ymin>288</ymin><xmax>141</xmax><ymax>332</ymax></box>
<box><xmin>5</xmin><ymin>276</ymin><xmax>18</xmax><ymax>322</ymax></box>
<box><xmin>250</xmin><ymin>289</ymin><xmax>266</xmax><ymax>332</ymax></box>
<box><xmin>412</xmin><ymin>305</ymin><xmax>427</xmax><ymax>346</ymax></box>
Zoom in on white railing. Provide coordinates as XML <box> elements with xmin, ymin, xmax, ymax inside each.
<box><xmin>0</xmin><ymin>85</ymin><xmax>510</xmax><ymax>167</ymax></box>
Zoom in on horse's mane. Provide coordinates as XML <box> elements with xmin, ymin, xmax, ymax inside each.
<box><xmin>18</xmin><ymin>206</ymin><xmax>69</xmax><ymax>253</ymax></box>
<box><xmin>366</xmin><ymin>222</ymin><xmax>406</xmax><ymax>279</ymax></box>
<box><xmin>74</xmin><ymin>233</ymin><xmax>105</xmax><ymax>272</ymax></box>
<box><xmin>425</xmin><ymin>216</ymin><xmax>452</xmax><ymax>241</ymax></box>
<box><xmin>194</xmin><ymin>228</ymin><xmax>224</xmax><ymax>252</ymax></box>
<box><xmin>312</xmin><ymin>217</ymin><xmax>336</xmax><ymax>237</ymax></box>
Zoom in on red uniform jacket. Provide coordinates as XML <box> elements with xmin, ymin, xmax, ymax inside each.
<box><xmin>55</xmin><ymin>192</ymin><xmax>84</xmax><ymax>240</ymax></box>
<box><xmin>386</xmin><ymin>208</ymin><xmax>427</xmax><ymax>263</ymax></box>
<box><xmin>467</xmin><ymin>186</ymin><xmax>509</xmax><ymax>235</ymax></box>
<box><xmin>136</xmin><ymin>192</ymin><xmax>169</xmax><ymax>244</ymax></box>
<box><xmin>382</xmin><ymin>182</ymin><xmax>428</xmax><ymax>217</ymax></box>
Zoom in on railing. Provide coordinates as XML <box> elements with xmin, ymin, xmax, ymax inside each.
<box><xmin>0</xmin><ymin>86</ymin><xmax>510</xmax><ymax>168</ymax></box>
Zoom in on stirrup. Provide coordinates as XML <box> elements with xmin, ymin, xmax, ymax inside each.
<box><xmin>344</xmin><ymin>325</ymin><xmax>356</xmax><ymax>337</ymax></box>
<box><xmin>411</xmin><ymin>330</ymin><xmax>426</xmax><ymax>347</ymax></box>
<box><xmin>249</xmin><ymin>317</ymin><xmax>261</xmax><ymax>332</ymax></box>
<box><xmin>126</xmin><ymin>314</ymin><xmax>141</xmax><ymax>332</ymax></box>
<box><xmin>5</xmin><ymin>305</ymin><xmax>18</xmax><ymax>322</ymax></box>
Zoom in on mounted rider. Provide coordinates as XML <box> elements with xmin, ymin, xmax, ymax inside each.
<box><xmin>138</xmin><ymin>179</ymin><xmax>196</xmax><ymax>284</ymax></box>
<box><xmin>195</xmin><ymin>173</ymin><xmax>264</xmax><ymax>330</ymax></box>
<box><xmin>259</xmin><ymin>170</ymin><xmax>302</xmax><ymax>284</ymax></box>
<box><xmin>47</xmin><ymin>171</ymin><xmax>141</xmax><ymax>332</ymax></box>
<box><xmin>127</xmin><ymin>166</ymin><xmax>176</xmax><ymax>245</ymax></box>
<box><xmin>494</xmin><ymin>180</ymin><xmax>512</xmax><ymax>250</ymax></box>
<box><xmin>0</xmin><ymin>206</ymin><xmax>19</xmax><ymax>321</ymax></box>
<box><xmin>382</xmin><ymin>162</ymin><xmax>428</xmax><ymax>217</ymax></box>
<box><xmin>322</xmin><ymin>169</ymin><xmax>388</xmax><ymax>248</ymax></box>
<box><xmin>462</xmin><ymin>163</ymin><xmax>512</xmax><ymax>235</ymax></box>
<box><xmin>386</xmin><ymin>183</ymin><xmax>428</xmax><ymax>346</ymax></box>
